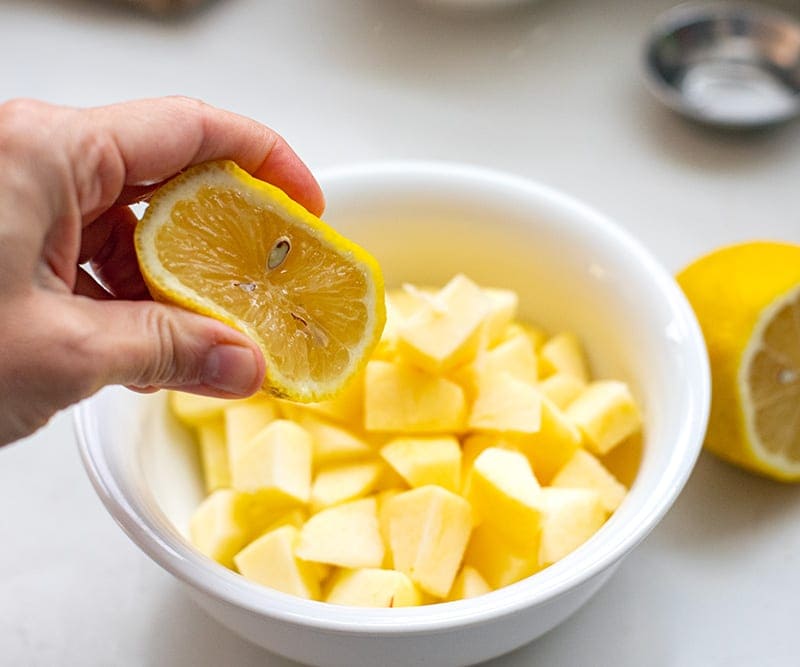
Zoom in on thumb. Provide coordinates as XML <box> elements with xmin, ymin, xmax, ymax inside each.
<box><xmin>71</xmin><ymin>298</ymin><xmax>266</xmax><ymax>397</ymax></box>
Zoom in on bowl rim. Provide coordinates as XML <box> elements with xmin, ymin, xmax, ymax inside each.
<box><xmin>74</xmin><ymin>159</ymin><xmax>710</xmax><ymax>634</ymax></box>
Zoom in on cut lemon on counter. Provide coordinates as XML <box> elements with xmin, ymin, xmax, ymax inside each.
<box><xmin>134</xmin><ymin>160</ymin><xmax>385</xmax><ymax>402</ymax></box>
<box><xmin>677</xmin><ymin>241</ymin><xmax>800</xmax><ymax>481</ymax></box>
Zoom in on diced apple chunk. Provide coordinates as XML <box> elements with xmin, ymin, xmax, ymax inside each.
<box><xmin>565</xmin><ymin>380</ymin><xmax>642</xmax><ymax>455</ymax></box>
<box><xmin>482</xmin><ymin>288</ymin><xmax>518</xmax><ymax>346</ymax></box>
<box><xmin>325</xmin><ymin>568</ymin><xmax>421</xmax><ymax>607</ymax></box>
<box><xmin>230</xmin><ymin>420</ymin><xmax>312</xmax><ymax>507</ymax></box>
<box><xmin>295</xmin><ymin>416</ymin><xmax>374</xmax><ymax>466</ymax></box>
<box><xmin>447</xmin><ymin>565</ymin><xmax>492</xmax><ymax>601</ymax></box>
<box><xmin>539</xmin><ymin>332</ymin><xmax>589</xmax><ymax>381</ymax></box>
<box><xmin>288</xmin><ymin>371</ymin><xmax>365</xmax><ymax>427</ymax></box>
<box><xmin>364</xmin><ymin>360</ymin><xmax>466</xmax><ymax>433</ymax></box>
<box><xmin>380</xmin><ymin>436</ymin><xmax>461</xmax><ymax>492</ymax></box>
<box><xmin>295</xmin><ymin>498</ymin><xmax>384</xmax><ymax>568</ymax></box>
<box><xmin>169</xmin><ymin>391</ymin><xmax>244</xmax><ymax>426</ymax></box>
<box><xmin>538</xmin><ymin>488</ymin><xmax>606</xmax><ymax>565</ymax></box>
<box><xmin>468</xmin><ymin>372</ymin><xmax>542</xmax><ymax>435</ymax></box>
<box><xmin>538</xmin><ymin>373</ymin><xmax>586</xmax><ymax>410</ymax></box>
<box><xmin>454</xmin><ymin>331</ymin><xmax>538</xmax><ymax>400</ymax></box>
<box><xmin>233</xmin><ymin>525</ymin><xmax>320</xmax><ymax>600</ymax></box>
<box><xmin>397</xmin><ymin>274</ymin><xmax>491</xmax><ymax>373</ymax></box>
<box><xmin>310</xmin><ymin>460</ymin><xmax>384</xmax><ymax>512</ymax></box>
<box><xmin>189</xmin><ymin>489</ymin><xmax>250</xmax><ymax>568</ymax></box>
<box><xmin>383</xmin><ymin>486</ymin><xmax>473</xmax><ymax>598</ymax></box>
<box><xmin>551</xmin><ymin>449</ymin><xmax>627</xmax><ymax>513</ymax></box>
<box><xmin>196</xmin><ymin>418</ymin><xmax>230</xmax><ymax>492</ymax></box>
<box><xmin>512</xmin><ymin>396</ymin><xmax>582</xmax><ymax>484</ymax></box>
<box><xmin>373</xmin><ymin>288</ymin><xmax>428</xmax><ymax>361</ymax></box>
<box><xmin>463</xmin><ymin>523</ymin><xmax>539</xmax><ymax>589</ymax></box>
<box><xmin>224</xmin><ymin>397</ymin><xmax>278</xmax><ymax>467</ymax></box>
<box><xmin>467</xmin><ymin>448</ymin><xmax>541</xmax><ymax>549</ymax></box>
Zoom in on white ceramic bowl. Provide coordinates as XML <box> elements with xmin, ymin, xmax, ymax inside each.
<box><xmin>74</xmin><ymin>162</ymin><xmax>710</xmax><ymax>667</ymax></box>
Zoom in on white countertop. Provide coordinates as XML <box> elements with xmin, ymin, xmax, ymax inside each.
<box><xmin>2</xmin><ymin>0</ymin><xmax>800</xmax><ymax>665</ymax></box>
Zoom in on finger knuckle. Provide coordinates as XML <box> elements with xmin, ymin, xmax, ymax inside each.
<box><xmin>71</xmin><ymin>127</ymin><xmax>126</xmax><ymax>217</ymax></box>
<box><xmin>138</xmin><ymin>306</ymin><xmax>200</xmax><ymax>387</ymax></box>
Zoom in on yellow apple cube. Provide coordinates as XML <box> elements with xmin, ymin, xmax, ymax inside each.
<box><xmin>397</xmin><ymin>274</ymin><xmax>491</xmax><ymax>373</ymax></box>
<box><xmin>551</xmin><ymin>449</ymin><xmax>627</xmax><ymax>513</ymax></box>
<box><xmin>539</xmin><ymin>332</ymin><xmax>589</xmax><ymax>381</ymax></box>
<box><xmin>538</xmin><ymin>373</ymin><xmax>586</xmax><ymax>409</ymax></box>
<box><xmin>196</xmin><ymin>418</ymin><xmax>230</xmax><ymax>492</ymax></box>
<box><xmin>230</xmin><ymin>420</ymin><xmax>312</xmax><ymax>507</ymax></box>
<box><xmin>373</xmin><ymin>288</ymin><xmax>428</xmax><ymax>361</ymax></box>
<box><xmin>383</xmin><ymin>485</ymin><xmax>473</xmax><ymax>598</ymax></box>
<box><xmin>285</xmin><ymin>371</ymin><xmax>365</xmax><ymax>427</ymax></box>
<box><xmin>446</xmin><ymin>565</ymin><xmax>492</xmax><ymax>601</ymax></box>
<box><xmin>482</xmin><ymin>287</ymin><xmax>518</xmax><ymax>346</ymax></box>
<box><xmin>189</xmin><ymin>489</ymin><xmax>250</xmax><ymax>568</ymax></box>
<box><xmin>364</xmin><ymin>361</ymin><xmax>466</xmax><ymax>433</ymax></box>
<box><xmin>295</xmin><ymin>497</ymin><xmax>384</xmax><ymax>568</ymax></box>
<box><xmin>380</xmin><ymin>436</ymin><xmax>461</xmax><ymax>492</ymax></box>
<box><xmin>454</xmin><ymin>331</ymin><xmax>538</xmax><ymax>400</ymax></box>
<box><xmin>296</xmin><ymin>416</ymin><xmax>374</xmax><ymax>466</ymax></box>
<box><xmin>538</xmin><ymin>488</ymin><xmax>606</xmax><ymax>565</ymax></box>
<box><xmin>224</xmin><ymin>397</ymin><xmax>278</xmax><ymax>466</ymax></box>
<box><xmin>325</xmin><ymin>568</ymin><xmax>422</xmax><ymax>607</ymax></box>
<box><xmin>169</xmin><ymin>391</ymin><xmax>245</xmax><ymax>427</ymax></box>
<box><xmin>468</xmin><ymin>372</ymin><xmax>542</xmax><ymax>435</ymax></box>
<box><xmin>565</xmin><ymin>380</ymin><xmax>642</xmax><ymax>455</ymax></box>
<box><xmin>233</xmin><ymin>525</ymin><xmax>320</xmax><ymax>600</ymax></box>
<box><xmin>467</xmin><ymin>447</ymin><xmax>542</xmax><ymax>549</ymax></box>
<box><xmin>463</xmin><ymin>523</ymin><xmax>539</xmax><ymax>589</ymax></box>
<box><xmin>512</xmin><ymin>396</ymin><xmax>582</xmax><ymax>484</ymax></box>
<box><xmin>310</xmin><ymin>460</ymin><xmax>384</xmax><ymax>512</ymax></box>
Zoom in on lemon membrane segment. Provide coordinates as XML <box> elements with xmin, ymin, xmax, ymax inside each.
<box><xmin>740</xmin><ymin>284</ymin><xmax>800</xmax><ymax>470</ymax></box>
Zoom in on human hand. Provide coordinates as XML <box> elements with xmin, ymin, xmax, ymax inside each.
<box><xmin>0</xmin><ymin>96</ymin><xmax>324</xmax><ymax>446</ymax></box>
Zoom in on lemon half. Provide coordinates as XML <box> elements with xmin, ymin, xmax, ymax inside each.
<box><xmin>135</xmin><ymin>160</ymin><xmax>386</xmax><ymax>402</ymax></box>
<box><xmin>677</xmin><ymin>241</ymin><xmax>800</xmax><ymax>481</ymax></box>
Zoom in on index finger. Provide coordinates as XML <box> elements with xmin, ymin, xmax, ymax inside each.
<box><xmin>83</xmin><ymin>96</ymin><xmax>325</xmax><ymax>217</ymax></box>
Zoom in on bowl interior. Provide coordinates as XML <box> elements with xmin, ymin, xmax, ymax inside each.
<box><xmin>76</xmin><ymin>162</ymin><xmax>709</xmax><ymax>631</ymax></box>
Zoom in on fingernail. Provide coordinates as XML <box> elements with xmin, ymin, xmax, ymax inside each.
<box><xmin>202</xmin><ymin>344</ymin><xmax>260</xmax><ymax>395</ymax></box>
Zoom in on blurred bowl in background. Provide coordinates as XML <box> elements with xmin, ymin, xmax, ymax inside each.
<box><xmin>643</xmin><ymin>2</ymin><xmax>800</xmax><ymax>128</ymax></box>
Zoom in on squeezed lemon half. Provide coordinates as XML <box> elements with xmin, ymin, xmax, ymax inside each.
<box><xmin>134</xmin><ymin>160</ymin><xmax>386</xmax><ymax>402</ymax></box>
